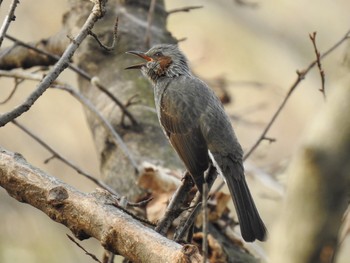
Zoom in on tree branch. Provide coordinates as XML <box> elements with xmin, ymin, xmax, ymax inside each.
<box><xmin>0</xmin><ymin>0</ymin><xmax>20</xmax><ymax>47</ymax></box>
<box><xmin>0</xmin><ymin>147</ymin><xmax>202</xmax><ymax>263</ymax></box>
<box><xmin>309</xmin><ymin>31</ymin><xmax>326</xmax><ymax>100</ymax></box>
<box><xmin>0</xmin><ymin>0</ymin><xmax>107</xmax><ymax>127</ymax></box>
<box><xmin>11</xmin><ymin>119</ymin><xmax>121</xmax><ymax>197</ymax></box>
<box><xmin>243</xmin><ymin>28</ymin><xmax>350</xmax><ymax>160</ymax></box>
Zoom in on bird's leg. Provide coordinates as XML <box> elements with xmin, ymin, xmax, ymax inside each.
<box><xmin>174</xmin><ymin>164</ymin><xmax>217</xmax><ymax>243</ymax></box>
<box><xmin>174</xmin><ymin>199</ymin><xmax>202</xmax><ymax>242</ymax></box>
<box><xmin>155</xmin><ymin>171</ymin><xmax>195</xmax><ymax>235</ymax></box>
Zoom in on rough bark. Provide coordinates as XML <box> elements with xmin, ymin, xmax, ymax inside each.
<box><xmin>64</xmin><ymin>0</ymin><xmax>181</xmax><ymax>200</ymax></box>
<box><xmin>0</xmin><ymin>147</ymin><xmax>202</xmax><ymax>263</ymax></box>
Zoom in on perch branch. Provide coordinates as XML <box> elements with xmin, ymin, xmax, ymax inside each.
<box><xmin>174</xmin><ymin>165</ymin><xmax>217</xmax><ymax>242</ymax></box>
<box><xmin>0</xmin><ymin>147</ymin><xmax>202</xmax><ymax>263</ymax></box>
<box><xmin>155</xmin><ymin>172</ymin><xmax>195</xmax><ymax>235</ymax></box>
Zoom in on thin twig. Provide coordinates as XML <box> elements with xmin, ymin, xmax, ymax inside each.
<box><xmin>0</xmin><ymin>78</ymin><xmax>22</xmax><ymax>104</ymax></box>
<box><xmin>54</xmin><ymin>85</ymin><xmax>139</xmax><ymax>174</ymax></box>
<box><xmin>202</xmin><ymin>183</ymin><xmax>208</xmax><ymax>263</ymax></box>
<box><xmin>67</xmin><ymin>234</ymin><xmax>102</xmax><ymax>263</ymax></box>
<box><xmin>120</xmin><ymin>94</ymin><xmax>141</xmax><ymax>127</ymax></box>
<box><xmin>0</xmin><ymin>0</ymin><xmax>20</xmax><ymax>47</ymax></box>
<box><xmin>234</xmin><ymin>0</ymin><xmax>259</xmax><ymax>8</ymax></box>
<box><xmin>0</xmin><ymin>71</ymin><xmax>140</xmax><ymax>196</ymax></box>
<box><xmin>4</xmin><ymin>34</ymin><xmax>139</xmax><ymax>128</ymax></box>
<box><xmin>11</xmin><ymin>120</ymin><xmax>121</xmax><ymax>197</ymax></box>
<box><xmin>309</xmin><ymin>31</ymin><xmax>326</xmax><ymax>100</ymax></box>
<box><xmin>0</xmin><ymin>0</ymin><xmax>106</xmax><ymax>127</ymax></box>
<box><xmin>144</xmin><ymin>0</ymin><xmax>157</xmax><ymax>48</ymax></box>
<box><xmin>243</xmin><ymin>29</ymin><xmax>350</xmax><ymax>161</ymax></box>
<box><xmin>0</xmin><ymin>69</ymin><xmax>46</xmax><ymax>81</ymax></box>
<box><xmin>213</xmin><ymin>29</ymin><xmax>350</xmax><ymax>194</ymax></box>
<box><xmin>167</xmin><ymin>6</ymin><xmax>203</xmax><ymax>15</ymax></box>
<box><xmin>89</xmin><ymin>17</ymin><xmax>119</xmax><ymax>52</ymax></box>
<box><xmin>111</xmin><ymin>202</ymin><xmax>155</xmax><ymax>227</ymax></box>
<box><xmin>91</xmin><ymin>77</ymin><xmax>140</xmax><ymax>128</ymax></box>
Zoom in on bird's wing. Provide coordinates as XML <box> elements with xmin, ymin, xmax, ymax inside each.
<box><xmin>159</xmin><ymin>77</ymin><xmax>209</xmax><ymax>185</ymax></box>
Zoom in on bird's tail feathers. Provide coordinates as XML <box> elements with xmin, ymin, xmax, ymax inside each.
<box><xmin>224</xmin><ymin>164</ymin><xmax>267</xmax><ymax>242</ymax></box>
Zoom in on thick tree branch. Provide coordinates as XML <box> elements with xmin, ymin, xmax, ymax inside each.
<box><xmin>0</xmin><ymin>147</ymin><xmax>202</xmax><ymax>263</ymax></box>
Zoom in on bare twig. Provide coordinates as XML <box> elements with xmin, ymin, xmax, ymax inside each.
<box><xmin>11</xmin><ymin>119</ymin><xmax>121</xmax><ymax>197</ymax></box>
<box><xmin>89</xmin><ymin>17</ymin><xmax>119</xmax><ymax>52</ymax></box>
<box><xmin>243</xmin><ymin>29</ymin><xmax>350</xmax><ymax>161</ymax></box>
<box><xmin>0</xmin><ymin>71</ymin><xmax>140</xmax><ymax>193</ymax></box>
<box><xmin>263</xmin><ymin>136</ymin><xmax>276</xmax><ymax>143</ymax></box>
<box><xmin>0</xmin><ymin>0</ymin><xmax>107</xmax><ymax>127</ymax></box>
<box><xmin>0</xmin><ymin>69</ymin><xmax>46</xmax><ymax>81</ymax></box>
<box><xmin>67</xmin><ymin>234</ymin><xmax>102</xmax><ymax>263</ymax></box>
<box><xmin>309</xmin><ymin>31</ymin><xmax>326</xmax><ymax>100</ymax></box>
<box><xmin>0</xmin><ymin>77</ymin><xmax>23</xmax><ymax>104</ymax></box>
<box><xmin>0</xmin><ymin>0</ymin><xmax>20</xmax><ymax>47</ymax></box>
<box><xmin>111</xmin><ymin>202</ymin><xmax>155</xmax><ymax>227</ymax></box>
<box><xmin>120</xmin><ymin>94</ymin><xmax>141</xmax><ymax>127</ymax></box>
<box><xmin>213</xmin><ymin>29</ymin><xmax>350</xmax><ymax>194</ymax></box>
<box><xmin>54</xmin><ymin>85</ymin><xmax>139</xmax><ymax>174</ymax></box>
<box><xmin>234</xmin><ymin>0</ymin><xmax>259</xmax><ymax>8</ymax></box>
<box><xmin>4</xmin><ymin>34</ymin><xmax>139</xmax><ymax>127</ymax></box>
<box><xmin>202</xmin><ymin>183</ymin><xmax>208</xmax><ymax>263</ymax></box>
<box><xmin>167</xmin><ymin>6</ymin><xmax>203</xmax><ymax>15</ymax></box>
<box><xmin>144</xmin><ymin>0</ymin><xmax>157</xmax><ymax>48</ymax></box>
<box><xmin>90</xmin><ymin>77</ymin><xmax>139</xmax><ymax>128</ymax></box>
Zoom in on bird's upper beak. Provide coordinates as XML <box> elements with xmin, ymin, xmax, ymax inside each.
<box><xmin>125</xmin><ymin>51</ymin><xmax>153</xmax><ymax>69</ymax></box>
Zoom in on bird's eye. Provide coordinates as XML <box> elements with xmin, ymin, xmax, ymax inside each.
<box><xmin>154</xmin><ymin>52</ymin><xmax>162</xmax><ymax>57</ymax></box>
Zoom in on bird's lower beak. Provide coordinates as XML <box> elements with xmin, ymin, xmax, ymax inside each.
<box><xmin>125</xmin><ymin>51</ymin><xmax>153</xmax><ymax>69</ymax></box>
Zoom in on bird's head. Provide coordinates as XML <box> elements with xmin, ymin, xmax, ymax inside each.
<box><xmin>125</xmin><ymin>44</ymin><xmax>190</xmax><ymax>83</ymax></box>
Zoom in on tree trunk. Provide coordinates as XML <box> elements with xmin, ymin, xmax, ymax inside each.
<box><xmin>65</xmin><ymin>0</ymin><xmax>181</xmax><ymax>200</ymax></box>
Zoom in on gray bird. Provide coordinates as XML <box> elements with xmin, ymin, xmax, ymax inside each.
<box><xmin>125</xmin><ymin>44</ymin><xmax>267</xmax><ymax>242</ymax></box>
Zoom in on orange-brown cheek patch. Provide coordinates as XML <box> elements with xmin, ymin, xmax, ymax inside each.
<box><xmin>158</xmin><ymin>56</ymin><xmax>172</xmax><ymax>71</ymax></box>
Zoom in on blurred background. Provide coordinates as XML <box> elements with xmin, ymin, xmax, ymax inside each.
<box><xmin>0</xmin><ymin>0</ymin><xmax>349</xmax><ymax>262</ymax></box>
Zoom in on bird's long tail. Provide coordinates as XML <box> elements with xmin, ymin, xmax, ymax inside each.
<box><xmin>223</xmin><ymin>163</ymin><xmax>267</xmax><ymax>242</ymax></box>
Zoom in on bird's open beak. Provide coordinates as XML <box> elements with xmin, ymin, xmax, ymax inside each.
<box><xmin>125</xmin><ymin>51</ymin><xmax>153</xmax><ymax>69</ymax></box>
